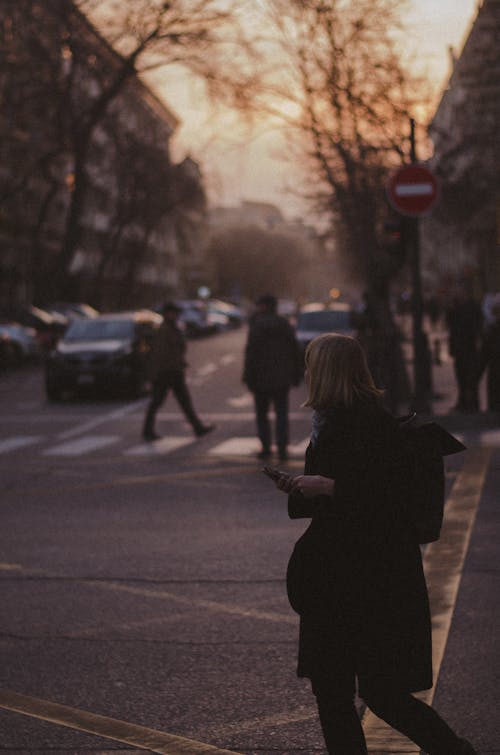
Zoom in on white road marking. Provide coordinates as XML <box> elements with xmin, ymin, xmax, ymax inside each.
<box><xmin>43</xmin><ymin>435</ymin><xmax>119</xmax><ymax>456</ymax></box>
<box><xmin>196</xmin><ymin>362</ymin><xmax>218</xmax><ymax>377</ymax></box>
<box><xmin>57</xmin><ymin>399</ymin><xmax>147</xmax><ymax>441</ymax></box>
<box><xmin>208</xmin><ymin>437</ymin><xmax>262</xmax><ymax>456</ymax></box>
<box><xmin>92</xmin><ymin>581</ymin><xmax>297</xmax><ymax>626</ymax></box>
<box><xmin>208</xmin><ymin>436</ymin><xmax>309</xmax><ymax>458</ymax></box>
<box><xmin>125</xmin><ymin>437</ymin><xmax>194</xmax><ymax>456</ymax></box>
<box><xmin>0</xmin><ymin>436</ymin><xmax>43</xmax><ymax>454</ymax></box>
<box><xmin>227</xmin><ymin>393</ymin><xmax>253</xmax><ymax>408</ymax></box>
<box><xmin>210</xmin><ymin>707</ymin><xmax>316</xmax><ymax>738</ymax></box>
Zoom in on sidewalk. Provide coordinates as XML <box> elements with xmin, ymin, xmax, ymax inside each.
<box><xmin>389</xmin><ymin>334</ymin><xmax>500</xmax><ymax>753</ymax></box>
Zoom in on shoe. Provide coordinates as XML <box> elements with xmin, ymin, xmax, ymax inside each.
<box><xmin>195</xmin><ymin>423</ymin><xmax>215</xmax><ymax>437</ymax></box>
<box><xmin>143</xmin><ymin>431</ymin><xmax>161</xmax><ymax>441</ymax></box>
<box><xmin>257</xmin><ymin>449</ymin><xmax>271</xmax><ymax>460</ymax></box>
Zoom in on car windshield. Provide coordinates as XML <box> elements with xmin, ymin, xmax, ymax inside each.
<box><xmin>297</xmin><ymin>310</ymin><xmax>352</xmax><ymax>331</ymax></box>
<box><xmin>65</xmin><ymin>319</ymin><xmax>134</xmax><ymax>341</ymax></box>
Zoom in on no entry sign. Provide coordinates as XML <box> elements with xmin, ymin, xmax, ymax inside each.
<box><xmin>387</xmin><ymin>164</ymin><xmax>439</xmax><ymax>217</ymax></box>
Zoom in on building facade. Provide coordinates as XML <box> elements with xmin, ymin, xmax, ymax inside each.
<box><xmin>0</xmin><ymin>0</ymin><xmax>207</xmax><ymax>312</ymax></box>
<box><xmin>422</xmin><ymin>0</ymin><xmax>500</xmax><ymax>298</ymax></box>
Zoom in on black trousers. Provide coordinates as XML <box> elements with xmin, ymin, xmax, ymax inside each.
<box><xmin>253</xmin><ymin>388</ymin><xmax>289</xmax><ymax>453</ymax></box>
<box><xmin>143</xmin><ymin>370</ymin><xmax>203</xmax><ymax>435</ymax></box>
<box><xmin>312</xmin><ymin>677</ymin><xmax>462</xmax><ymax>755</ymax></box>
<box><xmin>453</xmin><ymin>351</ymin><xmax>479</xmax><ymax>411</ymax></box>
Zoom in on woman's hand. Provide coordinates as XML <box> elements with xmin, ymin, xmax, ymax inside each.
<box><xmin>275</xmin><ymin>474</ymin><xmax>334</xmax><ymax>498</ymax></box>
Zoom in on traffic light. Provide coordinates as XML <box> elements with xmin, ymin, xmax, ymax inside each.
<box><xmin>383</xmin><ymin>216</ymin><xmax>407</xmax><ymax>258</ymax></box>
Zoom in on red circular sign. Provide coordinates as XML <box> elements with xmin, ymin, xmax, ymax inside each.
<box><xmin>387</xmin><ymin>164</ymin><xmax>439</xmax><ymax>217</ymax></box>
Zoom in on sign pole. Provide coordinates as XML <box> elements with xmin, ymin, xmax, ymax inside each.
<box><xmin>409</xmin><ymin>118</ymin><xmax>432</xmax><ymax>412</ymax></box>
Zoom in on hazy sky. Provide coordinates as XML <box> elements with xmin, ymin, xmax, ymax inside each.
<box><xmin>154</xmin><ymin>0</ymin><xmax>480</xmax><ymax>217</ymax></box>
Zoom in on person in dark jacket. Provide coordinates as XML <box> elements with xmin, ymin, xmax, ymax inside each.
<box><xmin>142</xmin><ymin>302</ymin><xmax>214</xmax><ymax>441</ymax></box>
<box><xmin>446</xmin><ymin>289</ymin><xmax>483</xmax><ymax>412</ymax></box>
<box><xmin>270</xmin><ymin>334</ymin><xmax>477</xmax><ymax>754</ymax></box>
<box><xmin>243</xmin><ymin>294</ymin><xmax>302</xmax><ymax>460</ymax></box>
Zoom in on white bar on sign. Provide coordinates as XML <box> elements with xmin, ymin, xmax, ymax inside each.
<box><xmin>395</xmin><ymin>183</ymin><xmax>433</xmax><ymax>197</ymax></box>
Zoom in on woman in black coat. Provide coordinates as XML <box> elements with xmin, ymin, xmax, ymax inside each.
<box><xmin>272</xmin><ymin>334</ymin><xmax>477</xmax><ymax>754</ymax></box>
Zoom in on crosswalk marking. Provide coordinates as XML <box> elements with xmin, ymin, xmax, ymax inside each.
<box><xmin>227</xmin><ymin>393</ymin><xmax>254</xmax><ymax>408</ymax></box>
<box><xmin>209</xmin><ymin>437</ymin><xmax>261</xmax><ymax>456</ymax></box>
<box><xmin>43</xmin><ymin>435</ymin><xmax>119</xmax><ymax>456</ymax></box>
<box><xmin>3</xmin><ymin>428</ymin><xmax>499</xmax><ymax>461</ymax></box>
<box><xmin>125</xmin><ymin>437</ymin><xmax>194</xmax><ymax>456</ymax></box>
<box><xmin>0</xmin><ymin>436</ymin><xmax>43</xmax><ymax>454</ymax></box>
<box><xmin>208</xmin><ymin>436</ymin><xmax>310</xmax><ymax>458</ymax></box>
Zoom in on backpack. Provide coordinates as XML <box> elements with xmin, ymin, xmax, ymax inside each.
<box><xmin>398</xmin><ymin>414</ymin><xmax>466</xmax><ymax>544</ymax></box>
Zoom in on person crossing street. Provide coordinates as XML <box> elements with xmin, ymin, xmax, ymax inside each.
<box><xmin>142</xmin><ymin>302</ymin><xmax>215</xmax><ymax>442</ymax></box>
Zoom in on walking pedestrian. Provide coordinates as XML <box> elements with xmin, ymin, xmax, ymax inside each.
<box><xmin>268</xmin><ymin>333</ymin><xmax>477</xmax><ymax>754</ymax></box>
<box><xmin>142</xmin><ymin>302</ymin><xmax>215</xmax><ymax>441</ymax></box>
<box><xmin>446</xmin><ymin>288</ymin><xmax>483</xmax><ymax>412</ymax></box>
<box><xmin>243</xmin><ymin>294</ymin><xmax>303</xmax><ymax>461</ymax></box>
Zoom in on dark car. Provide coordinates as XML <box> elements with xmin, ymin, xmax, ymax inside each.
<box><xmin>44</xmin><ymin>310</ymin><xmax>162</xmax><ymax>400</ymax></box>
<box><xmin>295</xmin><ymin>304</ymin><xmax>358</xmax><ymax>352</ymax></box>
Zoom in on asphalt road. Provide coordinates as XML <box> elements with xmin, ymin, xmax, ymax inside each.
<box><xmin>0</xmin><ymin>328</ymin><xmax>326</xmax><ymax>754</ymax></box>
<box><xmin>1</xmin><ymin>327</ymin><xmax>498</xmax><ymax>754</ymax></box>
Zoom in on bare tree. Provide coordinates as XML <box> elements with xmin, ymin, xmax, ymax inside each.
<box><xmin>254</xmin><ymin>0</ymin><xmax>425</xmax><ymax>298</ymax></box>
<box><xmin>1</xmin><ymin>0</ymin><xmax>258</xmax><ymax>303</ymax></box>
<box><xmin>51</xmin><ymin>0</ymin><xmax>251</xmax><ymax>293</ymax></box>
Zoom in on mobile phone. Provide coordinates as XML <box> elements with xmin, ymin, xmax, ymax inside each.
<box><xmin>262</xmin><ymin>465</ymin><xmax>285</xmax><ymax>481</ymax></box>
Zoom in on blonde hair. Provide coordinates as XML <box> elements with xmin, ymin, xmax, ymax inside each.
<box><xmin>304</xmin><ymin>333</ymin><xmax>383</xmax><ymax>411</ymax></box>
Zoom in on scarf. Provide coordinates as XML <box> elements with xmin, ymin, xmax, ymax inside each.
<box><xmin>310</xmin><ymin>410</ymin><xmax>327</xmax><ymax>447</ymax></box>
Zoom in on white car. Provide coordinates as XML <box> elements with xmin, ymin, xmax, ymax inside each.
<box><xmin>295</xmin><ymin>304</ymin><xmax>358</xmax><ymax>351</ymax></box>
<box><xmin>0</xmin><ymin>322</ymin><xmax>40</xmax><ymax>362</ymax></box>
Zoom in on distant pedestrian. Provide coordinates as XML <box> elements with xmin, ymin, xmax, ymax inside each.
<box><xmin>268</xmin><ymin>334</ymin><xmax>477</xmax><ymax>755</ymax></box>
<box><xmin>477</xmin><ymin>302</ymin><xmax>500</xmax><ymax>412</ymax></box>
<box><xmin>446</xmin><ymin>288</ymin><xmax>483</xmax><ymax>412</ymax></box>
<box><xmin>142</xmin><ymin>302</ymin><xmax>215</xmax><ymax>441</ymax></box>
<box><xmin>243</xmin><ymin>294</ymin><xmax>303</xmax><ymax>461</ymax></box>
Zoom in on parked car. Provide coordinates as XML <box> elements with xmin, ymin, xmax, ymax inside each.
<box><xmin>208</xmin><ymin>299</ymin><xmax>245</xmax><ymax>328</ymax></box>
<box><xmin>44</xmin><ymin>310</ymin><xmax>162</xmax><ymax>400</ymax></box>
<box><xmin>11</xmin><ymin>306</ymin><xmax>68</xmax><ymax>353</ymax></box>
<box><xmin>176</xmin><ymin>300</ymin><xmax>217</xmax><ymax>338</ymax></box>
<box><xmin>0</xmin><ymin>322</ymin><xmax>40</xmax><ymax>364</ymax></box>
<box><xmin>49</xmin><ymin>302</ymin><xmax>100</xmax><ymax>320</ymax></box>
<box><xmin>295</xmin><ymin>303</ymin><xmax>358</xmax><ymax>352</ymax></box>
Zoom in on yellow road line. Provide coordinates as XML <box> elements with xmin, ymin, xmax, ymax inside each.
<box><xmin>0</xmin><ymin>689</ymin><xmax>241</xmax><ymax>755</ymax></box>
<box><xmin>362</xmin><ymin>447</ymin><xmax>491</xmax><ymax>752</ymax></box>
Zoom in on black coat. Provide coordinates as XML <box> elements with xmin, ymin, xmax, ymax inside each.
<box><xmin>286</xmin><ymin>402</ymin><xmax>433</xmax><ymax>695</ymax></box>
<box><xmin>243</xmin><ymin>312</ymin><xmax>302</xmax><ymax>393</ymax></box>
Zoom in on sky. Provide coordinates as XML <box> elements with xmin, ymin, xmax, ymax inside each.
<box><xmin>152</xmin><ymin>0</ymin><xmax>480</xmax><ymax>218</ymax></box>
